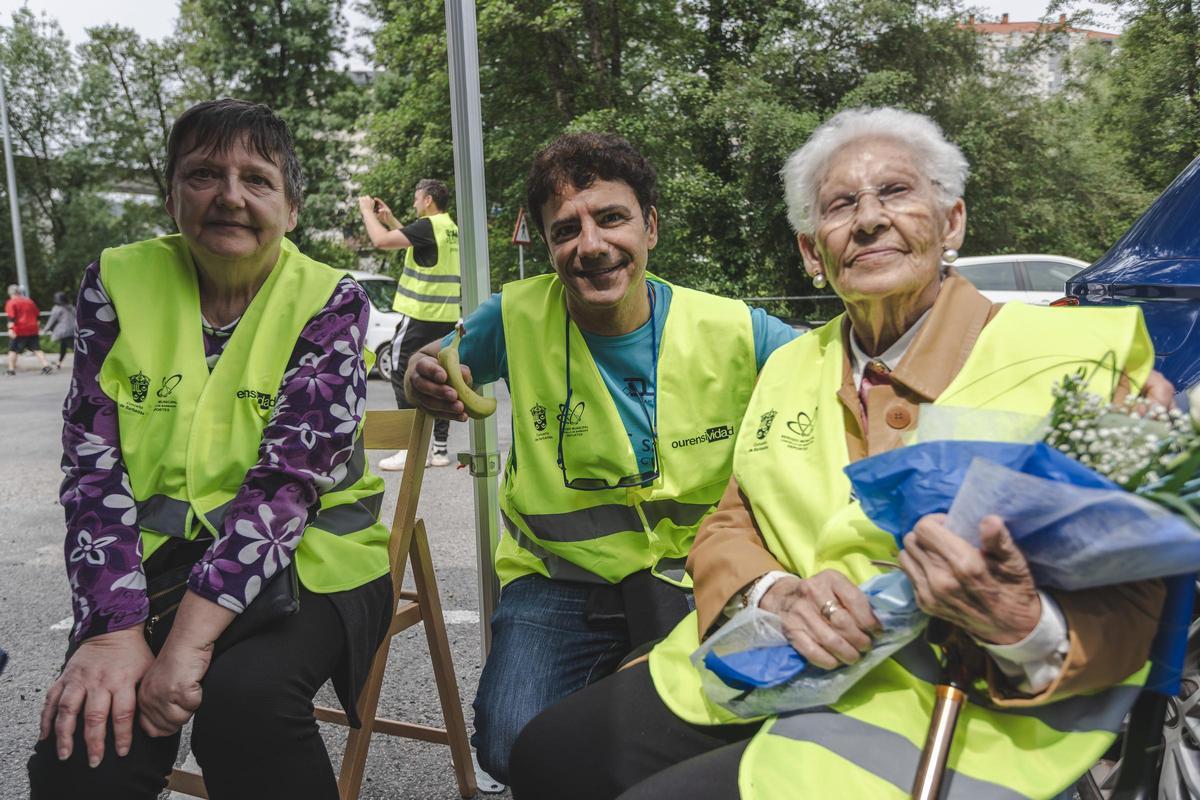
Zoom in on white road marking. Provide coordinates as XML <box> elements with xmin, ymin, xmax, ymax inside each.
<box><xmin>49</xmin><ymin>616</ymin><xmax>72</xmax><ymax>631</ymax></box>
<box><xmin>442</xmin><ymin>610</ymin><xmax>479</xmax><ymax>625</ymax></box>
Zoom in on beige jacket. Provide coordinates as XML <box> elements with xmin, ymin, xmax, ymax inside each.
<box><xmin>688</xmin><ymin>275</ymin><xmax>1165</xmax><ymax>704</ymax></box>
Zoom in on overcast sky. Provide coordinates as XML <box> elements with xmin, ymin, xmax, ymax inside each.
<box><xmin>0</xmin><ymin>0</ymin><xmax>1124</xmax><ymax>70</ymax></box>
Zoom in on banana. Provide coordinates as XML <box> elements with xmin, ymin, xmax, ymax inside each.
<box><xmin>438</xmin><ymin>330</ymin><xmax>497</xmax><ymax>419</ymax></box>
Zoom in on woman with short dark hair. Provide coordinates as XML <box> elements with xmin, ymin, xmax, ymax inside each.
<box><xmin>28</xmin><ymin>99</ymin><xmax>393</xmax><ymax>799</ymax></box>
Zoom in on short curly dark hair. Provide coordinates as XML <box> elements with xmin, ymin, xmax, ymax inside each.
<box><xmin>525</xmin><ymin>132</ymin><xmax>658</xmax><ymax>239</ymax></box>
<box><xmin>165</xmin><ymin>98</ymin><xmax>304</xmax><ymax>210</ymax></box>
<box><xmin>415</xmin><ymin>178</ymin><xmax>450</xmax><ymax>211</ymax></box>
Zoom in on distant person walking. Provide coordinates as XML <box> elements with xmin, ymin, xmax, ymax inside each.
<box><xmin>44</xmin><ymin>291</ymin><xmax>76</xmax><ymax>369</ymax></box>
<box><xmin>5</xmin><ymin>284</ymin><xmax>51</xmax><ymax>375</ymax></box>
<box><xmin>358</xmin><ymin>179</ymin><xmax>461</xmax><ymax>470</ymax></box>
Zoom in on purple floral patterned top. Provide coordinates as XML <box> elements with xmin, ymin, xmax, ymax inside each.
<box><xmin>61</xmin><ymin>260</ymin><xmax>371</xmax><ymax>642</ymax></box>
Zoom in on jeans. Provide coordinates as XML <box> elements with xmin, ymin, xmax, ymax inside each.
<box><xmin>471</xmin><ymin>575</ymin><xmax>632</xmax><ymax>784</ymax></box>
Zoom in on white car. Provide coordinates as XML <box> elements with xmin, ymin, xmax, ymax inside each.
<box><xmin>954</xmin><ymin>254</ymin><xmax>1088</xmax><ymax>305</ymax></box>
<box><xmin>349</xmin><ymin>271</ymin><xmax>404</xmax><ymax>380</ymax></box>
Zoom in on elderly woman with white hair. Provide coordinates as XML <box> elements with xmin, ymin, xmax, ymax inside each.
<box><xmin>507</xmin><ymin>107</ymin><xmax>1171</xmax><ymax>800</ymax></box>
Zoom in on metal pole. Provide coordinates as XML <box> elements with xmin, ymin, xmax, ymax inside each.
<box><xmin>518</xmin><ymin>244</ymin><xmax>524</xmax><ymax>280</ymax></box>
<box><xmin>0</xmin><ymin>73</ymin><xmax>28</xmax><ymax>293</ymax></box>
<box><xmin>445</xmin><ymin>0</ymin><xmax>501</xmax><ymax>658</ymax></box>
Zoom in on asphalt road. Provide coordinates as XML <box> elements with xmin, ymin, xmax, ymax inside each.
<box><xmin>0</xmin><ymin>357</ymin><xmax>514</xmax><ymax>799</ymax></box>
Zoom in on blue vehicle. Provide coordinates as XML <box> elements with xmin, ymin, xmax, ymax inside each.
<box><xmin>1065</xmin><ymin>156</ymin><xmax>1200</xmax><ymax>799</ymax></box>
<box><xmin>1064</xmin><ymin>155</ymin><xmax>1200</xmax><ymax>393</ymax></box>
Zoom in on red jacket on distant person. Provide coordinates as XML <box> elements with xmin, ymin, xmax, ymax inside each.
<box><xmin>5</xmin><ymin>295</ymin><xmax>40</xmax><ymax>337</ymax></box>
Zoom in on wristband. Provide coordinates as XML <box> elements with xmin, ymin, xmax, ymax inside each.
<box><xmin>744</xmin><ymin>570</ymin><xmax>793</xmax><ymax>610</ymax></box>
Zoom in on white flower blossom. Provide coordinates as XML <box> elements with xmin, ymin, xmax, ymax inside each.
<box><xmin>76</xmin><ymin>432</ymin><xmax>118</xmax><ymax>470</ymax></box>
<box><xmin>69</xmin><ymin>529</ymin><xmax>119</xmax><ymax>566</ymax></box>
<box><xmin>234</xmin><ymin>504</ymin><xmax>301</xmax><ymax>577</ymax></box>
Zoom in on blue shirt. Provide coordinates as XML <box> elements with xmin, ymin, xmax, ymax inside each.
<box><xmin>445</xmin><ymin>279</ymin><xmax>799</xmax><ymax>471</ymax></box>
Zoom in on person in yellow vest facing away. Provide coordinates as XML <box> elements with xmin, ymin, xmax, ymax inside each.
<box><xmin>30</xmin><ymin>99</ymin><xmax>394</xmax><ymax>799</ymax></box>
<box><xmin>358</xmin><ymin>179</ymin><xmax>460</xmax><ymax>470</ymax></box>
<box><xmin>509</xmin><ymin>108</ymin><xmax>1174</xmax><ymax>800</ymax></box>
<box><xmin>404</xmin><ymin>133</ymin><xmax>799</xmax><ymax>786</ymax></box>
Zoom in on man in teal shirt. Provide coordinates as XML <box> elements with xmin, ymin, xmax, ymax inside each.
<box><xmin>404</xmin><ymin>133</ymin><xmax>798</xmax><ymax>786</ymax></box>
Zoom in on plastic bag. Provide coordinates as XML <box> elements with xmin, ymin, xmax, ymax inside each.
<box><xmin>691</xmin><ymin>571</ymin><xmax>928</xmax><ymax>718</ymax></box>
<box><xmin>846</xmin><ymin>440</ymin><xmax>1200</xmax><ymax>590</ymax></box>
<box><xmin>846</xmin><ymin>440</ymin><xmax>1117</xmax><ymax>543</ymax></box>
<box><xmin>946</xmin><ymin>457</ymin><xmax>1200</xmax><ymax>590</ymax></box>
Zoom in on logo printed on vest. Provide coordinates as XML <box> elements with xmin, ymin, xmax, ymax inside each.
<box><xmin>557</xmin><ymin>400</ymin><xmax>588</xmax><ymax>438</ymax></box>
<box><xmin>530</xmin><ymin>402</ymin><xmax>547</xmax><ymax>432</ymax></box>
<box><xmin>756</xmin><ymin>410</ymin><xmax>777</xmax><ymax>440</ymax></box>
<box><xmin>237</xmin><ymin>388</ymin><xmax>278</xmax><ymax>413</ymax></box>
<box><xmin>781</xmin><ymin>408</ymin><xmax>817</xmax><ymax>451</ymax></box>
<box><xmin>671</xmin><ymin>424</ymin><xmax>735</xmax><ymax>449</ymax></box>
<box><xmin>129</xmin><ymin>371</ymin><xmax>150</xmax><ymax>403</ymax></box>
<box><xmin>157</xmin><ymin>374</ymin><xmax>182</xmax><ymax>398</ymax></box>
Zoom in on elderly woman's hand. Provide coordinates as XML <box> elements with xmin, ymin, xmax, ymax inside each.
<box><xmin>137</xmin><ymin>639</ymin><xmax>211</xmax><ymax>737</ymax></box>
<box><xmin>759</xmin><ymin>570</ymin><xmax>882</xmax><ymax>669</ymax></box>
<box><xmin>39</xmin><ymin>628</ymin><xmax>154</xmax><ymax>766</ymax></box>
<box><xmin>899</xmin><ymin>514</ymin><xmax>1041</xmax><ymax>645</ymax></box>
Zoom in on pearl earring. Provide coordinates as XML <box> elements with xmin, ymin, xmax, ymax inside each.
<box><xmin>941</xmin><ymin>247</ymin><xmax>959</xmax><ymax>265</ymax></box>
<box><xmin>812</xmin><ymin>272</ymin><xmax>827</xmax><ymax>289</ymax></box>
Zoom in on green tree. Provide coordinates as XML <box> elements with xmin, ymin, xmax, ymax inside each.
<box><xmin>0</xmin><ymin>8</ymin><xmax>82</xmax><ymax>252</ymax></box>
<box><xmin>77</xmin><ymin>26</ymin><xmax>192</xmax><ymax>204</ymax></box>
<box><xmin>1101</xmin><ymin>0</ymin><xmax>1200</xmax><ymax>192</ymax></box>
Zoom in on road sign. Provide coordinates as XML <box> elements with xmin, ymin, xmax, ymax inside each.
<box><xmin>511</xmin><ymin>207</ymin><xmax>532</xmax><ymax>246</ymax></box>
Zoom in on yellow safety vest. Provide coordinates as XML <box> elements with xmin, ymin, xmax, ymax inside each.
<box><xmin>647</xmin><ymin>302</ymin><xmax>1155</xmax><ymax>799</ymax></box>
<box><xmin>98</xmin><ymin>235</ymin><xmax>391</xmax><ymax>593</ymax></box>
<box><xmin>391</xmin><ymin>212</ymin><xmax>460</xmax><ymax>323</ymax></box>
<box><xmin>496</xmin><ymin>274</ymin><xmax>758</xmax><ymax>587</ymax></box>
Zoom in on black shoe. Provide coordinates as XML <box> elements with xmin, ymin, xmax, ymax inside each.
<box><xmin>41</xmin><ymin>366</ymin><xmax>54</xmax><ymax>375</ymax></box>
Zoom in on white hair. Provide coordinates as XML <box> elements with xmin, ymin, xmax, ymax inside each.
<box><xmin>781</xmin><ymin>107</ymin><xmax>969</xmax><ymax>235</ymax></box>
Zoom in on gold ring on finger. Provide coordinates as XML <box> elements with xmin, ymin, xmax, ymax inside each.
<box><xmin>819</xmin><ymin>599</ymin><xmax>843</xmax><ymax>620</ymax></box>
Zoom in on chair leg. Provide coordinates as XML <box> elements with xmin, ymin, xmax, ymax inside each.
<box><xmin>411</xmin><ymin>520</ymin><xmax>479</xmax><ymax>798</ymax></box>
<box><xmin>336</xmin><ymin>634</ymin><xmax>392</xmax><ymax>800</ymax></box>
<box><xmin>336</xmin><ymin>518</ymin><xmax>417</xmax><ymax>800</ymax></box>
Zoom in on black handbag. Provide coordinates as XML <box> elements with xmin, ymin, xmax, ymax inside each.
<box><xmin>144</xmin><ymin>537</ymin><xmax>299</xmax><ymax>654</ymax></box>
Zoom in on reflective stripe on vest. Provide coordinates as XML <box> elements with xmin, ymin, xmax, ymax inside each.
<box><xmin>391</xmin><ymin>212</ymin><xmax>460</xmax><ymax>323</ymax></box>
<box><xmin>497</xmin><ymin>274</ymin><xmax>757</xmax><ymax>586</ymax></box>
<box><xmin>98</xmin><ymin>235</ymin><xmax>392</xmax><ymax>593</ymax></box>
<box><xmin>766</xmin><ymin>710</ymin><xmax>1028</xmax><ymax>800</ymax></box>
<box><xmin>402</xmin><ymin>266</ymin><xmax>460</xmax><ymax>284</ymax></box>
<box><xmin>136</xmin><ymin>490</ymin><xmax>383</xmax><ymax>539</ymax></box>
<box><xmin>889</xmin><ymin>640</ymin><xmax>1138</xmax><ymax>734</ymax></box>
<box><xmin>136</xmin><ymin>437</ymin><xmax>373</xmax><ymax>538</ymax></box>
<box><xmin>500</xmin><ymin>511</ymin><xmax>609</xmax><ymax>584</ymax></box>
<box><xmin>516</xmin><ymin>499</ymin><xmax>714</xmax><ymax>543</ymax></box>
<box><xmin>648</xmin><ymin>299</ymin><xmax>1155</xmax><ymax>797</ymax></box>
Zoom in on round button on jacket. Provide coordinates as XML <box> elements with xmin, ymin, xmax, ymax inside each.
<box><xmin>885</xmin><ymin>405</ymin><xmax>912</xmax><ymax>429</ymax></box>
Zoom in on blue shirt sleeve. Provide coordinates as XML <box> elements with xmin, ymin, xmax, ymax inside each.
<box><xmin>441</xmin><ymin>292</ymin><xmax>507</xmax><ymax>385</ymax></box>
<box><xmin>749</xmin><ymin>306</ymin><xmax>801</xmax><ymax>371</ymax></box>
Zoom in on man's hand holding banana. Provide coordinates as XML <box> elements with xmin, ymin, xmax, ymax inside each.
<box><xmin>405</xmin><ymin>331</ymin><xmax>496</xmax><ymax>421</ymax></box>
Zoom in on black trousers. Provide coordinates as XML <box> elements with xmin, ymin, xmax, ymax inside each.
<box><xmin>29</xmin><ymin>587</ymin><xmax>355</xmax><ymax>800</ymax></box>
<box><xmin>509</xmin><ymin>661</ymin><xmax>764</xmax><ymax>800</ymax></box>
<box><xmin>389</xmin><ymin>316</ymin><xmax>456</xmax><ymax>445</ymax></box>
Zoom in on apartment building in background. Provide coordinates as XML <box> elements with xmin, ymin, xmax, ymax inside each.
<box><xmin>963</xmin><ymin>13</ymin><xmax>1119</xmax><ymax>95</ymax></box>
